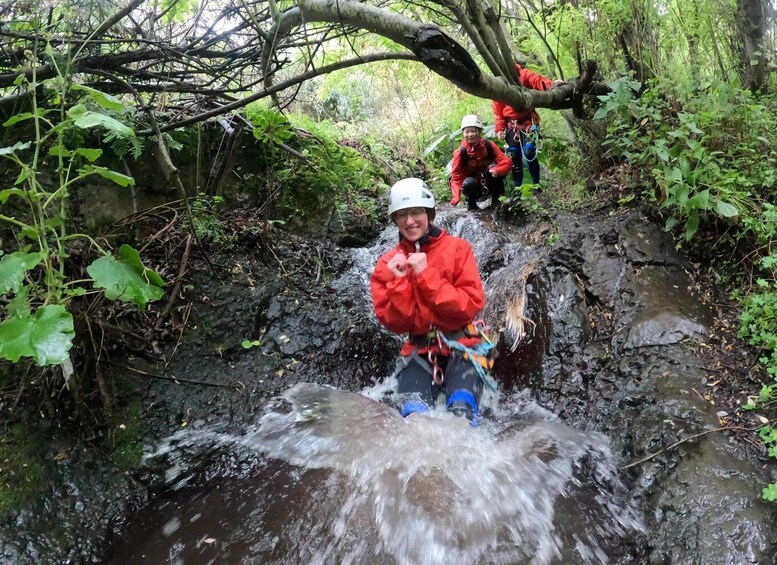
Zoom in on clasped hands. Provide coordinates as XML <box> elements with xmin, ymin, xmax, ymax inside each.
<box><xmin>387</xmin><ymin>251</ymin><xmax>427</xmax><ymax>278</ymax></box>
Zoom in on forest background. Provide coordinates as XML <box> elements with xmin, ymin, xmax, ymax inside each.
<box><xmin>0</xmin><ymin>0</ymin><xmax>776</xmax><ymax>520</ymax></box>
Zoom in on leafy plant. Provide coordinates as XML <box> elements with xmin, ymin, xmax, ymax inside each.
<box><xmin>244</xmin><ymin>106</ymin><xmax>386</xmax><ymax>222</ymax></box>
<box><xmin>0</xmin><ymin>46</ymin><xmax>165</xmax><ymax>371</ymax></box>
<box><xmin>190</xmin><ymin>193</ymin><xmax>231</xmax><ymax>245</ymax></box>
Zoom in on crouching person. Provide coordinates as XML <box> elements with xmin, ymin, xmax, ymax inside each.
<box><xmin>370</xmin><ymin>178</ymin><xmax>494</xmax><ymax>424</ymax></box>
<box><xmin>450</xmin><ymin>114</ymin><xmax>512</xmax><ymax>210</ymax></box>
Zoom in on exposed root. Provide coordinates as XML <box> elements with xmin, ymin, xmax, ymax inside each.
<box><xmin>504</xmin><ymin>259</ymin><xmax>538</xmax><ymax>351</ymax></box>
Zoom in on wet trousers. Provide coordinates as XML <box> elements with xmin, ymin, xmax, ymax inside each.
<box><xmin>462</xmin><ymin>173</ymin><xmax>505</xmax><ymax>210</ymax></box>
<box><xmin>396</xmin><ymin>353</ymin><xmax>483</xmax><ymax>421</ymax></box>
<box><xmin>506</xmin><ymin>128</ymin><xmax>540</xmax><ymax>186</ymax></box>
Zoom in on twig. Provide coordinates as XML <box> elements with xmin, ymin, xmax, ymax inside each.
<box><xmin>164</xmin><ymin>302</ymin><xmax>192</xmax><ymax>370</ymax></box>
<box><xmin>110</xmin><ymin>362</ymin><xmax>244</xmax><ymax>389</ymax></box>
<box><xmin>620</xmin><ymin>425</ymin><xmax>759</xmax><ymax>470</ymax></box>
<box><xmin>153</xmin><ymin>234</ymin><xmax>193</xmax><ymax>332</ymax></box>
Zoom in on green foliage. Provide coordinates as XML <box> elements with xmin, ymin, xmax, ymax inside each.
<box><xmin>596</xmin><ymin>79</ymin><xmax>776</xmax><ymax>241</ymax></box>
<box><xmin>87</xmin><ymin>245</ymin><xmax>166</xmax><ymax>309</ymax></box>
<box><xmin>738</xmin><ymin>282</ymin><xmax>777</xmax><ymax>501</ymax></box>
<box><xmin>598</xmin><ymin>79</ymin><xmax>777</xmax><ymax>500</ymax></box>
<box><xmin>245</xmin><ymin>104</ymin><xmax>386</xmax><ymax>222</ymax></box>
<box><xmin>0</xmin><ymin>304</ymin><xmax>74</xmax><ymax>365</ymax></box>
<box><xmin>190</xmin><ymin>193</ymin><xmax>231</xmax><ymax>245</ymax></box>
<box><xmin>0</xmin><ymin>48</ymin><xmax>165</xmax><ymax>373</ymax></box>
<box><xmin>241</xmin><ymin>339</ymin><xmax>262</xmax><ymax>349</ymax></box>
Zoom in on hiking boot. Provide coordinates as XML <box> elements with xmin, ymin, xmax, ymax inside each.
<box><xmin>448</xmin><ymin>401</ymin><xmax>474</xmax><ymax>422</ymax></box>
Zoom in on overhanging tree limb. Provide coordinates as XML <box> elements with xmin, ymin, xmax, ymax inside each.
<box><xmin>297</xmin><ymin>0</ymin><xmax>572</xmax><ymax>111</ymax></box>
<box><xmin>148</xmin><ymin>51</ymin><xmax>419</xmax><ymax>133</ymax></box>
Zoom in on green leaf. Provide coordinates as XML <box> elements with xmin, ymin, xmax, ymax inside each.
<box><xmin>0</xmin><ymin>188</ymin><xmax>26</xmax><ymax>204</ymax></box>
<box><xmin>82</xmin><ymin>165</ymin><xmax>135</xmax><ymax>187</ymax></box>
<box><xmin>75</xmin><ymin>148</ymin><xmax>103</xmax><ymax>162</ymax></box>
<box><xmin>87</xmin><ymin>245</ymin><xmax>165</xmax><ymax>309</ymax></box>
<box><xmin>0</xmin><ymin>141</ymin><xmax>32</xmax><ymax>156</ymax></box>
<box><xmin>0</xmin><ymin>304</ymin><xmax>74</xmax><ymax>365</ymax></box>
<box><xmin>763</xmin><ymin>483</ymin><xmax>777</xmax><ymax>501</ymax></box>
<box><xmin>687</xmin><ymin>190</ymin><xmax>710</xmax><ymax>211</ymax></box>
<box><xmin>0</xmin><ymin>251</ymin><xmax>44</xmax><ymax>294</ymax></box>
<box><xmin>71</xmin><ymin>84</ymin><xmax>124</xmax><ymax>111</ymax></box>
<box><xmin>592</xmin><ymin>106</ymin><xmax>610</xmax><ymax>121</ymax></box>
<box><xmin>48</xmin><ymin>145</ymin><xmax>73</xmax><ymax>158</ymax></box>
<box><xmin>3</xmin><ymin>112</ymin><xmax>34</xmax><ymax>127</ymax></box>
<box><xmin>715</xmin><ymin>200</ymin><xmax>739</xmax><ymax>219</ymax></box>
<box><xmin>67</xmin><ymin>105</ymin><xmax>134</xmax><ymax>137</ymax></box>
<box><xmin>6</xmin><ymin>286</ymin><xmax>30</xmax><ymax>317</ymax></box>
<box><xmin>684</xmin><ymin>211</ymin><xmax>699</xmax><ymax>241</ymax></box>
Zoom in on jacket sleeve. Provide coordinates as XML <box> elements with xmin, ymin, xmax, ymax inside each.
<box><xmin>414</xmin><ymin>241</ymin><xmax>484</xmax><ymax>330</ymax></box>
<box><xmin>492</xmin><ymin>100</ymin><xmax>507</xmax><ymax>133</ymax></box>
<box><xmin>449</xmin><ymin>146</ymin><xmax>464</xmax><ymax>202</ymax></box>
<box><xmin>489</xmin><ymin>142</ymin><xmax>513</xmax><ymax>178</ymax></box>
<box><xmin>517</xmin><ymin>65</ymin><xmax>553</xmax><ymax>91</ymax></box>
<box><xmin>370</xmin><ymin>252</ymin><xmax>417</xmax><ymax>334</ymax></box>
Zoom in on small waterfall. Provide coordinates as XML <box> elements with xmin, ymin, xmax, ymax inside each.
<box><xmin>106</xmin><ymin>210</ymin><xmax>643</xmax><ymax>564</ymax></box>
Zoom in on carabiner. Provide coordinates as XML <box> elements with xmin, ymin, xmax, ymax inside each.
<box><xmin>427</xmin><ymin>349</ymin><xmax>444</xmax><ymax>385</ymax></box>
<box><xmin>473</xmin><ymin>319</ymin><xmax>493</xmax><ymax>345</ymax></box>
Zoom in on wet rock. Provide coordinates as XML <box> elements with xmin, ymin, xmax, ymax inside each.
<box><xmin>649</xmin><ymin>440</ymin><xmax>775</xmax><ymax>564</ymax></box>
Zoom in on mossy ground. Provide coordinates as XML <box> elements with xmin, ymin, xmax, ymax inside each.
<box><xmin>0</xmin><ymin>425</ymin><xmax>45</xmax><ymax>519</ymax></box>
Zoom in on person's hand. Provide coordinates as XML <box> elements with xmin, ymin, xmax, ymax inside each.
<box><xmin>387</xmin><ymin>252</ymin><xmax>408</xmax><ymax>278</ymax></box>
<box><xmin>497</xmin><ymin>130</ymin><xmax>506</xmax><ymax>140</ymax></box>
<box><xmin>407</xmin><ymin>252</ymin><xmax>427</xmax><ymax>274</ymax></box>
<box><xmin>551</xmin><ymin>80</ymin><xmax>565</xmax><ymax>89</ymax></box>
<box><xmin>451</xmin><ymin>195</ymin><xmax>459</xmax><ymax>206</ymax></box>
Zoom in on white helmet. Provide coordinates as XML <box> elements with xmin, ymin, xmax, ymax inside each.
<box><xmin>388</xmin><ymin>178</ymin><xmax>435</xmax><ymax>215</ymax></box>
<box><xmin>460</xmin><ymin>114</ymin><xmax>483</xmax><ymax>131</ymax></box>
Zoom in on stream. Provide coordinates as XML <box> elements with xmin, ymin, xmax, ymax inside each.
<box><xmin>106</xmin><ymin>381</ymin><xmax>643</xmax><ymax>564</ymax></box>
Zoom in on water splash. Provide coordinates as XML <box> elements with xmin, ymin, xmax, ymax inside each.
<box><xmin>129</xmin><ymin>384</ymin><xmax>642</xmax><ymax>564</ymax></box>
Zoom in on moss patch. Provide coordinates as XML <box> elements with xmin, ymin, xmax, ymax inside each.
<box><xmin>109</xmin><ymin>399</ymin><xmax>145</xmax><ymax>471</ymax></box>
<box><xmin>0</xmin><ymin>425</ymin><xmax>46</xmax><ymax>519</ymax></box>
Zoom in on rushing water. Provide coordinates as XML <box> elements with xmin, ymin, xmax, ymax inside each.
<box><xmin>106</xmin><ymin>381</ymin><xmax>643</xmax><ymax>564</ymax></box>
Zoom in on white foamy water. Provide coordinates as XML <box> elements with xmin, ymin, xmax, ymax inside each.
<box><xmin>137</xmin><ymin>383</ymin><xmax>643</xmax><ymax>565</ymax></box>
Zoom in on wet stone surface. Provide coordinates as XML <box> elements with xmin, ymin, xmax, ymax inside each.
<box><xmin>497</xmin><ymin>208</ymin><xmax>776</xmax><ymax>564</ymax></box>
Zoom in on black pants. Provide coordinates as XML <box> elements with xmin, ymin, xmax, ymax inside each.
<box><xmin>506</xmin><ymin>128</ymin><xmax>540</xmax><ymax>186</ymax></box>
<box><xmin>462</xmin><ymin>173</ymin><xmax>504</xmax><ymax>210</ymax></box>
<box><xmin>396</xmin><ymin>353</ymin><xmax>483</xmax><ymax>420</ymax></box>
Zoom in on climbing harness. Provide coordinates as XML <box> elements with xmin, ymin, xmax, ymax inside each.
<box><xmin>480</xmin><ymin>175</ymin><xmax>489</xmax><ymax>195</ymax></box>
<box><xmin>438</xmin><ymin>324</ymin><xmax>498</xmax><ymax>391</ymax></box>
<box><xmin>507</xmin><ymin>121</ymin><xmax>541</xmax><ymax>164</ymax></box>
<box><xmin>401</xmin><ymin>321</ymin><xmax>498</xmax><ymax>390</ymax></box>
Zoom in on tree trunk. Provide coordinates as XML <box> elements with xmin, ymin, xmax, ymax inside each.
<box><xmin>736</xmin><ymin>0</ymin><xmax>768</xmax><ymax>92</ymax></box>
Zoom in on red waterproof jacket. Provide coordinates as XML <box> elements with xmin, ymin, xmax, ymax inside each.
<box><xmin>449</xmin><ymin>139</ymin><xmax>512</xmax><ymax>203</ymax></box>
<box><xmin>371</xmin><ymin>228</ymin><xmax>485</xmax><ymax>356</ymax></box>
<box><xmin>493</xmin><ymin>64</ymin><xmax>553</xmax><ymax>133</ymax></box>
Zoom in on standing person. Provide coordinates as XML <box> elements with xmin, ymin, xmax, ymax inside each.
<box><xmin>449</xmin><ymin>114</ymin><xmax>512</xmax><ymax>210</ymax></box>
<box><xmin>370</xmin><ymin>178</ymin><xmax>495</xmax><ymax>424</ymax></box>
<box><xmin>493</xmin><ymin>64</ymin><xmax>557</xmax><ymax>188</ymax></box>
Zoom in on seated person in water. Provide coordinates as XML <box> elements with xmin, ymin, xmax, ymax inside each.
<box><xmin>449</xmin><ymin>114</ymin><xmax>512</xmax><ymax>210</ymax></box>
<box><xmin>370</xmin><ymin>178</ymin><xmax>492</xmax><ymax>424</ymax></box>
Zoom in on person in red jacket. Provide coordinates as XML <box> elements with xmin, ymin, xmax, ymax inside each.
<box><xmin>371</xmin><ymin>178</ymin><xmax>492</xmax><ymax>423</ymax></box>
<box><xmin>493</xmin><ymin>64</ymin><xmax>556</xmax><ymax>188</ymax></box>
<box><xmin>450</xmin><ymin>114</ymin><xmax>512</xmax><ymax>210</ymax></box>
